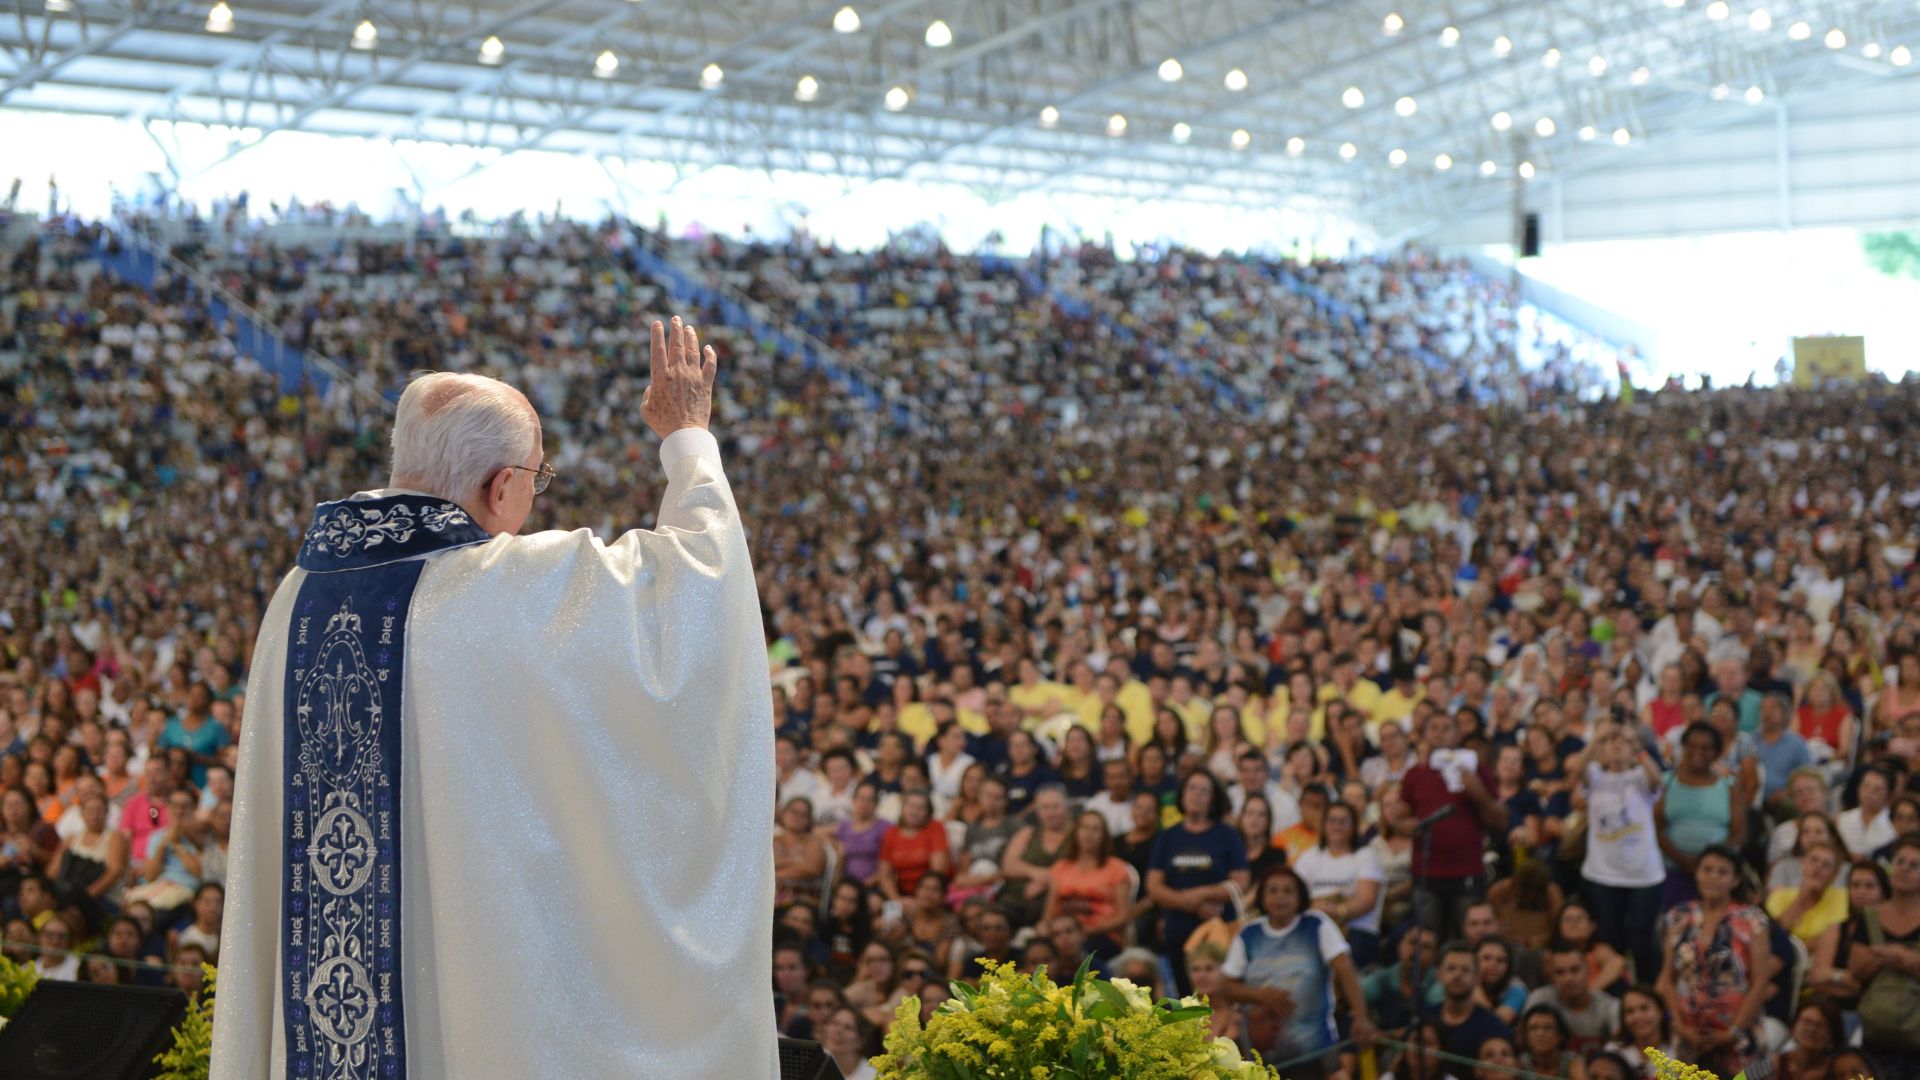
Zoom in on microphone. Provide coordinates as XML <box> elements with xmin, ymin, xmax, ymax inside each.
<box><xmin>1412</xmin><ymin>804</ymin><xmax>1455</xmax><ymax>832</ymax></box>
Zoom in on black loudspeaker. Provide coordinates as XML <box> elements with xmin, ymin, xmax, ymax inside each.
<box><xmin>1521</xmin><ymin>212</ymin><xmax>1541</xmax><ymax>257</ymax></box>
<box><xmin>779</xmin><ymin>1036</ymin><xmax>847</xmax><ymax>1080</ymax></box>
<box><xmin>0</xmin><ymin>982</ymin><xmax>188</xmax><ymax>1080</ymax></box>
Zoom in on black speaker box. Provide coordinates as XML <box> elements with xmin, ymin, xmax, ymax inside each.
<box><xmin>1522</xmin><ymin>211</ymin><xmax>1542</xmax><ymax>257</ymax></box>
<box><xmin>779</xmin><ymin>1036</ymin><xmax>847</xmax><ymax>1080</ymax></box>
<box><xmin>0</xmin><ymin>982</ymin><xmax>188</xmax><ymax>1080</ymax></box>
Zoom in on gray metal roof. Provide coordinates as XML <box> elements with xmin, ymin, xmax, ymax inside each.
<box><xmin>5</xmin><ymin>0</ymin><xmax>1918</xmax><ymax>235</ymax></box>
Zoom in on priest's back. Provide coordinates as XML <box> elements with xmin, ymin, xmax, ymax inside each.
<box><xmin>211</xmin><ymin>334</ymin><xmax>776</xmax><ymax>1079</ymax></box>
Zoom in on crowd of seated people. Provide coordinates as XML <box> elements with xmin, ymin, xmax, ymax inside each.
<box><xmin>4</xmin><ymin>209</ymin><xmax>1920</xmax><ymax>1080</ymax></box>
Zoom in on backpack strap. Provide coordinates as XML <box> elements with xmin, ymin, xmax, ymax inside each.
<box><xmin>1865</xmin><ymin>905</ymin><xmax>1887</xmax><ymax>947</ymax></box>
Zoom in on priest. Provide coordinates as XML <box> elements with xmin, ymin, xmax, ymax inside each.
<box><xmin>211</xmin><ymin>317</ymin><xmax>777</xmax><ymax>1079</ymax></box>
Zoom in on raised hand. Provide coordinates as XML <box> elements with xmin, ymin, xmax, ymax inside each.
<box><xmin>641</xmin><ymin>315</ymin><xmax>717</xmax><ymax>439</ymax></box>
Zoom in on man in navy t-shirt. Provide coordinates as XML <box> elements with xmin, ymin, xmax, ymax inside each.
<box><xmin>1425</xmin><ymin>941</ymin><xmax>1513</xmax><ymax>1063</ymax></box>
<box><xmin>1146</xmin><ymin>770</ymin><xmax>1250</xmax><ymax>994</ymax></box>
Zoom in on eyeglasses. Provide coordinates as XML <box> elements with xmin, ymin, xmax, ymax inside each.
<box><xmin>901</xmin><ymin>968</ymin><xmax>930</xmax><ymax>979</ymax></box>
<box><xmin>504</xmin><ymin>462</ymin><xmax>555</xmax><ymax>495</ymax></box>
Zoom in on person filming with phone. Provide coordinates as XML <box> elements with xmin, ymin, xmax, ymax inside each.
<box><xmin>1400</xmin><ymin>710</ymin><xmax>1508</xmax><ymax>937</ymax></box>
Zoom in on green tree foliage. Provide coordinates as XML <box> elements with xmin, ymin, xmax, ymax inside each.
<box><xmin>1862</xmin><ymin>230</ymin><xmax>1920</xmax><ymax>280</ymax></box>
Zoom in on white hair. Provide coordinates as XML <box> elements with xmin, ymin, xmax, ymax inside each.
<box><xmin>388</xmin><ymin>372</ymin><xmax>538</xmax><ymax>502</ymax></box>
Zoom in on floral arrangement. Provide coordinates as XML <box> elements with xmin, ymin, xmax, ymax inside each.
<box><xmin>874</xmin><ymin>958</ymin><xmax>1281</xmax><ymax>1079</ymax></box>
<box><xmin>0</xmin><ymin>951</ymin><xmax>38</xmax><ymax>1023</ymax></box>
<box><xmin>153</xmin><ymin>964</ymin><xmax>216</xmax><ymax>1080</ymax></box>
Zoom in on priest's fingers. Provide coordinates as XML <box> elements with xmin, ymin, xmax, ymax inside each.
<box><xmin>683</xmin><ymin>321</ymin><xmax>700</xmax><ymax>375</ymax></box>
<box><xmin>668</xmin><ymin>315</ymin><xmax>686</xmax><ymax>370</ymax></box>
<box><xmin>701</xmin><ymin>345</ymin><xmax>717</xmax><ymax>389</ymax></box>
<box><xmin>650</xmin><ymin>319</ymin><xmax>667</xmax><ymax>372</ymax></box>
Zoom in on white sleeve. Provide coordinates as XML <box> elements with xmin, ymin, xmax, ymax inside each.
<box><xmin>659</xmin><ymin>426</ymin><xmax>721</xmax><ymax>471</ymax></box>
<box><xmin>1221</xmin><ymin>930</ymin><xmax>1250</xmax><ymax>980</ymax></box>
<box><xmin>1270</xmin><ymin>787</ymin><xmax>1302</xmax><ymax>831</ymax></box>
<box><xmin>1315</xmin><ymin>914</ymin><xmax>1351</xmax><ymax>962</ymax></box>
<box><xmin>1354</xmin><ymin>846</ymin><xmax>1384</xmax><ymax>884</ymax></box>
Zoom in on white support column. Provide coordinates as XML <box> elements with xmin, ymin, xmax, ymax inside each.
<box><xmin>1775</xmin><ymin>103</ymin><xmax>1792</xmax><ymax>234</ymax></box>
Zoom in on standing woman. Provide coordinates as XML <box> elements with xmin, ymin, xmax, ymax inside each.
<box><xmin>1043</xmin><ymin>811</ymin><xmax>1133</xmax><ymax>955</ymax></box>
<box><xmin>1575</xmin><ymin>722</ymin><xmax>1665</xmax><ymax>987</ymax></box>
<box><xmin>1147</xmin><ymin>770</ymin><xmax>1250</xmax><ymax>995</ymax></box>
<box><xmin>1657</xmin><ymin>845</ymin><xmax>1773</xmax><ymax>1080</ymax></box>
<box><xmin>1655</xmin><ymin>722</ymin><xmax>1745</xmax><ymax>908</ymax></box>
<box><xmin>1293</xmin><ymin>800</ymin><xmax>1385</xmax><ymax>967</ymax></box>
<box><xmin>1847</xmin><ymin>833</ymin><xmax>1920</xmax><ymax>1075</ymax></box>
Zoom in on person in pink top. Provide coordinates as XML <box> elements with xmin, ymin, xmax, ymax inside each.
<box><xmin>118</xmin><ymin>760</ymin><xmax>173</xmax><ymax>863</ymax></box>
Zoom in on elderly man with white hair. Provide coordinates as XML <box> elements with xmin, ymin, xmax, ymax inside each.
<box><xmin>211</xmin><ymin>317</ymin><xmax>777</xmax><ymax>1080</ymax></box>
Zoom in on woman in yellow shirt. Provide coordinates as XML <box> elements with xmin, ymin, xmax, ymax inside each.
<box><xmin>1765</xmin><ymin>842</ymin><xmax>1849</xmax><ymax>945</ymax></box>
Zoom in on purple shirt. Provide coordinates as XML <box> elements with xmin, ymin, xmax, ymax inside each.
<box><xmin>837</xmin><ymin>818</ymin><xmax>889</xmax><ymax>883</ymax></box>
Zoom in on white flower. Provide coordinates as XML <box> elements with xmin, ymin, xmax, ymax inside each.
<box><xmin>1209</xmin><ymin>1036</ymin><xmax>1244</xmax><ymax>1067</ymax></box>
<box><xmin>1108</xmin><ymin>977</ymin><xmax>1152</xmax><ymax>1012</ymax></box>
<box><xmin>1180</xmin><ymin>994</ymin><xmax>1204</xmax><ymax>1009</ymax></box>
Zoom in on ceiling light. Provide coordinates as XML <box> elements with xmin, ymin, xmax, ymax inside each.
<box><xmin>1388</xmin><ymin>147</ymin><xmax>1408</xmax><ymax>166</ymax></box>
<box><xmin>1339</xmin><ymin>141</ymin><xmax>1357</xmax><ymax>160</ymax></box>
<box><xmin>1224</xmin><ymin>68</ymin><xmax>1248</xmax><ymax>92</ymax></box>
<box><xmin>700</xmin><ymin>62</ymin><xmax>724</xmax><ymax>88</ymax></box>
<box><xmin>1825</xmin><ymin>28</ymin><xmax>1846</xmax><ymax>49</ymax></box>
<box><xmin>594</xmin><ymin>49</ymin><xmax>618</xmax><ymax>76</ymax></box>
<box><xmin>1480</xmin><ymin>159</ymin><xmax>1497</xmax><ymax>176</ymax></box>
<box><xmin>833</xmin><ymin>5</ymin><xmax>860</xmax><ymax>33</ymax></box>
<box><xmin>1158</xmin><ymin>57</ymin><xmax>1183</xmax><ymax>81</ymax></box>
<box><xmin>1286</xmin><ymin>136</ymin><xmax>1305</xmax><ymax>156</ymax></box>
<box><xmin>1106</xmin><ymin>112</ymin><xmax>1127</xmax><ymax>136</ymax></box>
<box><xmin>1588</xmin><ymin>55</ymin><xmax>1607</xmax><ymax>76</ymax></box>
<box><xmin>1038</xmin><ymin>105</ymin><xmax>1059</xmax><ymax>128</ymax></box>
<box><xmin>1706</xmin><ymin>1</ymin><xmax>1729</xmax><ymax>20</ymax></box>
<box><xmin>1395</xmin><ymin>95</ymin><xmax>1418</xmax><ymax>117</ymax></box>
<box><xmin>351</xmin><ymin>18</ymin><xmax>376</xmax><ymax>49</ymax></box>
<box><xmin>1384</xmin><ymin>12</ymin><xmax>1404</xmax><ymax>35</ymax></box>
<box><xmin>1542</xmin><ymin>48</ymin><xmax>1561</xmax><ymax>68</ymax></box>
<box><xmin>1711</xmin><ymin>82</ymin><xmax>1730</xmax><ymax>99</ymax></box>
<box><xmin>1788</xmin><ymin>20</ymin><xmax>1811</xmax><ymax>40</ymax></box>
<box><xmin>1893</xmin><ymin>45</ymin><xmax>1913</xmax><ymax>66</ymax></box>
<box><xmin>1434</xmin><ymin>153</ymin><xmax>1453</xmax><ymax>171</ymax></box>
<box><xmin>795</xmin><ymin>75</ymin><xmax>819</xmax><ymax>102</ymax></box>
<box><xmin>1578</xmin><ymin>124</ymin><xmax>1597</xmax><ymax>140</ymax></box>
<box><xmin>1172</xmin><ymin>122</ymin><xmax>1192</xmax><ymax>143</ymax></box>
<box><xmin>1491</xmin><ymin>110</ymin><xmax>1512</xmax><ymax>130</ymax></box>
<box><xmin>1748</xmin><ymin>8</ymin><xmax>1772</xmax><ymax>31</ymax></box>
<box><xmin>44</xmin><ymin>0</ymin><xmax>71</xmax><ymax>9</ymax></box>
<box><xmin>1439</xmin><ymin>25</ymin><xmax>1460</xmax><ymax>47</ymax></box>
<box><xmin>1342</xmin><ymin>85</ymin><xmax>1365</xmax><ymax>108</ymax></box>
<box><xmin>1631</xmin><ymin>65</ymin><xmax>1651</xmax><ymax>85</ymax></box>
<box><xmin>1493</xmin><ymin>35</ymin><xmax>1513</xmax><ymax>56</ymax></box>
<box><xmin>1862</xmin><ymin>41</ymin><xmax>1883</xmax><ymax>58</ymax></box>
<box><xmin>478</xmin><ymin>34</ymin><xmax>504</xmax><ymax>63</ymax></box>
<box><xmin>924</xmin><ymin>19</ymin><xmax>952</xmax><ymax>47</ymax></box>
<box><xmin>1663</xmin><ymin>0</ymin><xmax>1685</xmax><ymax>7</ymax></box>
<box><xmin>1231</xmin><ymin>128</ymin><xmax>1252</xmax><ymax>150</ymax></box>
<box><xmin>884</xmin><ymin>85</ymin><xmax>910</xmax><ymax>111</ymax></box>
<box><xmin>205</xmin><ymin>1</ymin><xmax>233</xmax><ymax>33</ymax></box>
<box><xmin>1613</xmin><ymin>127</ymin><xmax>1632</xmax><ymax>145</ymax></box>
<box><xmin>1518</xmin><ymin>161</ymin><xmax>1536</xmax><ymax>179</ymax></box>
<box><xmin>1535</xmin><ymin>116</ymin><xmax>1556</xmax><ymax>136</ymax></box>
<box><xmin>1744</xmin><ymin>84</ymin><xmax>1765</xmax><ymax>103</ymax></box>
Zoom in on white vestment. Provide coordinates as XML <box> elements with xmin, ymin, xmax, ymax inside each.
<box><xmin>212</xmin><ymin>430</ymin><xmax>777</xmax><ymax>1080</ymax></box>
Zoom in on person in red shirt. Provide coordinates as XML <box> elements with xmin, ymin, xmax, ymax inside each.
<box><xmin>1399</xmin><ymin>709</ymin><xmax>1508</xmax><ymax>937</ymax></box>
<box><xmin>877</xmin><ymin>790</ymin><xmax>950</xmax><ymax>900</ymax></box>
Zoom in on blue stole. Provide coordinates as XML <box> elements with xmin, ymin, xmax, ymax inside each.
<box><xmin>282</xmin><ymin>494</ymin><xmax>491</xmax><ymax>1079</ymax></box>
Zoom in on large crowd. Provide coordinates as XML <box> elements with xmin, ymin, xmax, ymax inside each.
<box><xmin>2</xmin><ymin>207</ymin><xmax>1918</xmax><ymax>1080</ymax></box>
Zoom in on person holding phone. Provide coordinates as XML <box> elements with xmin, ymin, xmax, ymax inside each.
<box><xmin>1400</xmin><ymin>712</ymin><xmax>1507</xmax><ymax>937</ymax></box>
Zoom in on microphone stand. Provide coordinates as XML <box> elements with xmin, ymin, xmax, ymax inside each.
<box><xmin>1401</xmin><ymin>811</ymin><xmax>1445</xmax><ymax>1080</ymax></box>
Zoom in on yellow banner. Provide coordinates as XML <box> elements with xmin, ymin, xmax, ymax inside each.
<box><xmin>1793</xmin><ymin>335</ymin><xmax>1867</xmax><ymax>386</ymax></box>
